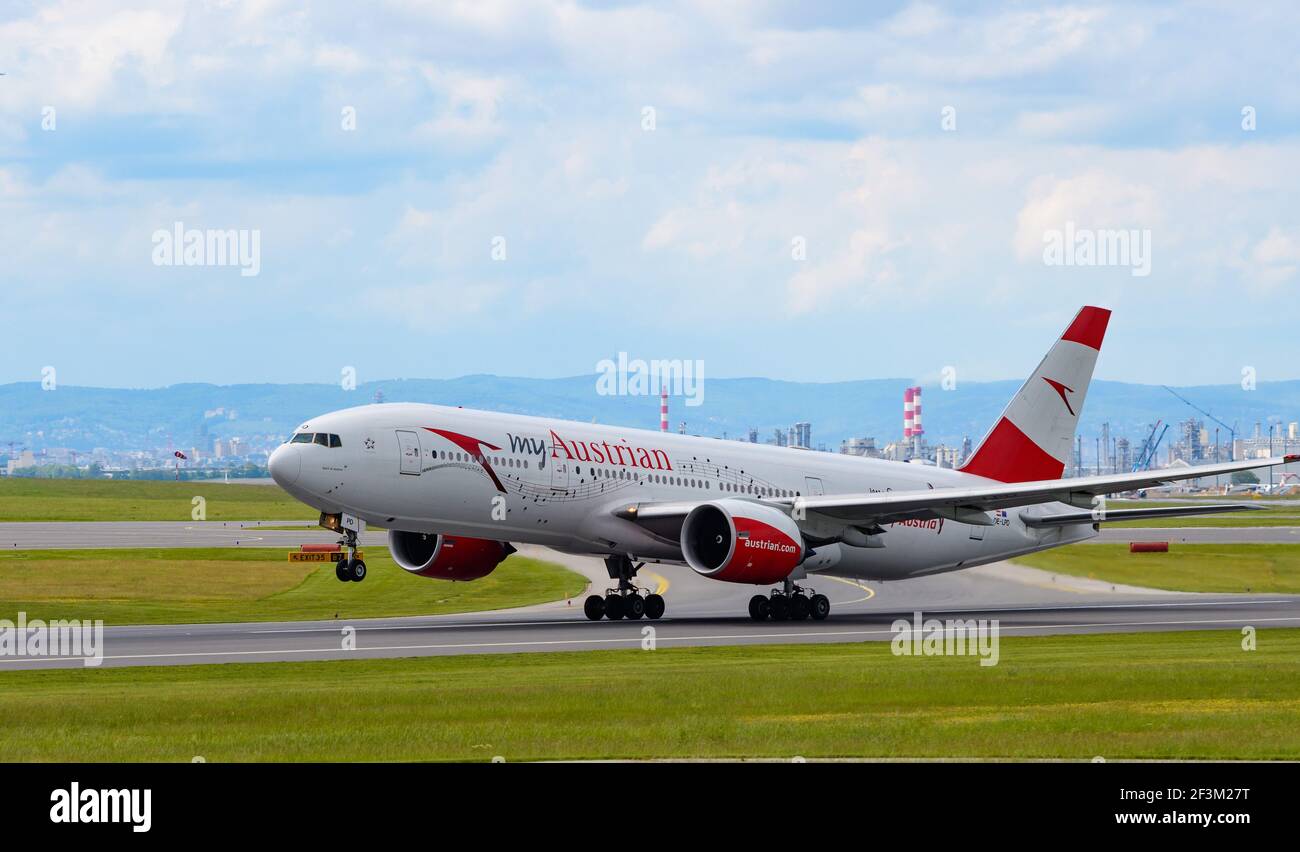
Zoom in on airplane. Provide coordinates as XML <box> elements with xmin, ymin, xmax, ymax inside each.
<box><xmin>268</xmin><ymin>306</ymin><xmax>1296</xmax><ymax>622</ymax></box>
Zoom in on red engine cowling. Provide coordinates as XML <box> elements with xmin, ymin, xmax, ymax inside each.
<box><xmin>680</xmin><ymin>499</ymin><xmax>805</xmax><ymax>585</ymax></box>
<box><xmin>388</xmin><ymin>530</ymin><xmax>514</xmax><ymax>581</ymax></box>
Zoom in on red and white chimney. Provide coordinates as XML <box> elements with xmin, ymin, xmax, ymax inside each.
<box><xmin>903</xmin><ymin>387</ymin><xmax>915</xmax><ymax>439</ymax></box>
<box><xmin>660</xmin><ymin>386</ymin><xmax>669</xmax><ymax>432</ymax></box>
<box><xmin>911</xmin><ymin>385</ymin><xmax>924</xmax><ymax>456</ymax></box>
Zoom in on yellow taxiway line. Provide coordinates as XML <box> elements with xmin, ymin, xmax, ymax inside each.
<box><xmin>822</xmin><ymin>575</ymin><xmax>876</xmax><ymax>604</ymax></box>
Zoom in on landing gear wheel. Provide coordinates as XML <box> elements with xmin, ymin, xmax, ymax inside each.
<box><xmin>789</xmin><ymin>593</ymin><xmax>810</xmax><ymax>621</ymax></box>
<box><xmin>644</xmin><ymin>594</ymin><xmax>665</xmax><ymax>620</ymax></box>
<box><xmin>769</xmin><ymin>595</ymin><xmax>791</xmax><ymax>621</ymax></box>
<box><xmin>583</xmin><ymin>595</ymin><xmax>606</xmax><ymax>621</ymax></box>
<box><xmin>810</xmin><ymin>594</ymin><xmax>831</xmax><ymax>621</ymax></box>
<box><xmin>603</xmin><ymin>594</ymin><xmax>625</xmax><ymax>620</ymax></box>
<box><xmin>624</xmin><ymin>594</ymin><xmax>646</xmax><ymax>620</ymax></box>
<box><xmin>348</xmin><ymin>559</ymin><xmax>367</xmax><ymax>582</ymax></box>
<box><xmin>335</xmin><ymin>561</ymin><xmax>351</xmax><ymax>582</ymax></box>
<box><xmin>748</xmin><ymin>595</ymin><xmax>769</xmax><ymax>621</ymax></box>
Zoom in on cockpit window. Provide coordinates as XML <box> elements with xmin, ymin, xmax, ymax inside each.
<box><xmin>289</xmin><ymin>432</ymin><xmax>342</xmax><ymax>447</ymax></box>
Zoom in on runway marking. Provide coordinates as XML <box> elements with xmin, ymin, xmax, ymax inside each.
<box><xmin>822</xmin><ymin>575</ymin><xmax>876</xmax><ymax>604</ymax></box>
<box><xmin>900</xmin><ymin>598</ymin><xmax>1294</xmax><ymax>615</ymax></box>
<box><xmin>643</xmin><ymin>570</ymin><xmax>670</xmax><ymax>596</ymax></box>
<box><xmin>238</xmin><ymin>597</ymin><xmax>1292</xmax><ymax>635</ymax></box>
<box><xmin>4</xmin><ymin>615</ymin><xmax>1300</xmax><ymax>665</ymax></box>
<box><xmin>248</xmin><ymin>618</ymin><xmax>603</xmax><ymax>634</ymax></box>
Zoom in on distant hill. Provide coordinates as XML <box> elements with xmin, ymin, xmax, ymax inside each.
<box><xmin>3</xmin><ymin>376</ymin><xmax>1299</xmax><ymax>453</ymax></box>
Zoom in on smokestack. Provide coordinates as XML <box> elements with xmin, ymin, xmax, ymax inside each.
<box><xmin>660</xmin><ymin>386</ymin><xmax>668</xmax><ymax>432</ymax></box>
<box><xmin>903</xmin><ymin>387</ymin><xmax>915</xmax><ymax>439</ymax></box>
<box><xmin>912</xmin><ymin>386</ymin><xmax>924</xmax><ymax>458</ymax></box>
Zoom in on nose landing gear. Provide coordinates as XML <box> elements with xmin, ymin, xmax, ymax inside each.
<box><xmin>334</xmin><ymin>528</ymin><xmax>367</xmax><ymax>583</ymax></box>
<box><xmin>583</xmin><ymin>554</ymin><xmax>666</xmax><ymax>621</ymax></box>
<box><xmin>749</xmin><ymin>579</ymin><xmax>829</xmax><ymax>622</ymax></box>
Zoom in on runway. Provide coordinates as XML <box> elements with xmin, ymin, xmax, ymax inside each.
<box><xmin>1</xmin><ymin>531</ymin><xmax>1297</xmax><ymax>669</ymax></box>
<box><xmin>4</xmin><ymin>520</ymin><xmax>1300</xmax><ymax>549</ymax></box>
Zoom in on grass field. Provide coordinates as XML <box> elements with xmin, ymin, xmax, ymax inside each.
<box><xmin>0</xmin><ymin>548</ymin><xmax>587</xmax><ymax>625</ymax></box>
<box><xmin>0</xmin><ymin>630</ymin><xmax>1296</xmax><ymax>761</ymax></box>
<box><xmin>1013</xmin><ymin>543</ymin><xmax>1300</xmax><ymax>593</ymax></box>
<box><xmin>0</xmin><ymin>478</ymin><xmax>315</xmax><ymax>522</ymax></box>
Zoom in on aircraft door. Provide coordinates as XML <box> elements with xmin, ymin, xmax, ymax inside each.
<box><xmin>396</xmin><ymin>430</ymin><xmax>422</xmax><ymax>475</ymax></box>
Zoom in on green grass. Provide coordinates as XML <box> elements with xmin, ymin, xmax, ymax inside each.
<box><xmin>1013</xmin><ymin>543</ymin><xmax>1300</xmax><ymax>593</ymax></box>
<box><xmin>0</xmin><ymin>630</ymin><xmax>1296</xmax><ymax>761</ymax></box>
<box><xmin>0</xmin><ymin>548</ymin><xmax>587</xmax><ymax>625</ymax></box>
<box><xmin>0</xmin><ymin>478</ymin><xmax>315</xmax><ymax>522</ymax></box>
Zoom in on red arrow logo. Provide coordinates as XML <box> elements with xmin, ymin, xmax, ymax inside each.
<box><xmin>1042</xmin><ymin>377</ymin><xmax>1076</xmax><ymax>416</ymax></box>
<box><xmin>426</xmin><ymin>428</ymin><xmax>506</xmax><ymax>492</ymax></box>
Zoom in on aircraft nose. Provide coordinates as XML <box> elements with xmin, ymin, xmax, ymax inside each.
<box><xmin>269</xmin><ymin>444</ymin><xmax>301</xmax><ymax>487</ymax></box>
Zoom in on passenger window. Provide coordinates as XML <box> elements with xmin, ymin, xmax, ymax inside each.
<box><xmin>329</xmin><ymin>434</ymin><xmax>342</xmax><ymax>448</ymax></box>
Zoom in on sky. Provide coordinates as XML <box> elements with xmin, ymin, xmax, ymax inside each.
<box><xmin>1</xmin><ymin>0</ymin><xmax>1298</xmax><ymax>390</ymax></box>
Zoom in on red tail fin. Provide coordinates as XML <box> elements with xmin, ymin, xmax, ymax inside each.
<box><xmin>958</xmin><ymin>306</ymin><xmax>1110</xmax><ymax>483</ymax></box>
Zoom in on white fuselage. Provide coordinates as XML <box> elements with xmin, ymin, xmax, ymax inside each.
<box><xmin>268</xmin><ymin>403</ymin><xmax>1096</xmax><ymax>583</ymax></box>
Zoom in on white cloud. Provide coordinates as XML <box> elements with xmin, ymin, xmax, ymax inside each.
<box><xmin>0</xmin><ymin>2</ymin><xmax>183</xmax><ymax>109</ymax></box>
<box><xmin>786</xmin><ymin>228</ymin><xmax>899</xmax><ymax>314</ymax></box>
<box><xmin>3</xmin><ymin>0</ymin><xmax>1300</xmax><ymax>386</ymax></box>
<box><xmin>1014</xmin><ymin>171</ymin><xmax>1162</xmax><ymax>262</ymax></box>
<box><xmin>1247</xmin><ymin>226</ymin><xmax>1300</xmax><ymax>287</ymax></box>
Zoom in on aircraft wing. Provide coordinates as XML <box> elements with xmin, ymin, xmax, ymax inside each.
<box><xmin>620</xmin><ymin>455</ymin><xmax>1297</xmax><ymax>529</ymax></box>
<box><xmin>777</xmin><ymin>455</ymin><xmax>1298</xmax><ymax>524</ymax></box>
<box><xmin>1020</xmin><ymin>503</ymin><xmax>1263</xmax><ymax>527</ymax></box>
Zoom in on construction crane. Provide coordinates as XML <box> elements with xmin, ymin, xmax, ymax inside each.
<box><xmin>1132</xmin><ymin>421</ymin><xmax>1168</xmax><ymax>471</ymax></box>
<box><xmin>1162</xmin><ymin>385</ymin><xmax>1237</xmax><ymax>461</ymax></box>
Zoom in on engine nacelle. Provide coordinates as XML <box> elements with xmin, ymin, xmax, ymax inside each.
<box><xmin>388</xmin><ymin>530</ymin><xmax>514</xmax><ymax>581</ymax></box>
<box><xmin>680</xmin><ymin>499</ymin><xmax>805</xmax><ymax>585</ymax></box>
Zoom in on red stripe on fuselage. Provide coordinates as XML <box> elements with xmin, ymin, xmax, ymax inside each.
<box><xmin>425</xmin><ymin>427</ymin><xmax>506</xmax><ymax>492</ymax></box>
<box><xmin>958</xmin><ymin>417</ymin><xmax>1064</xmax><ymax>483</ymax></box>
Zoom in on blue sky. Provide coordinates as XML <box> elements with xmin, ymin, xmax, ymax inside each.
<box><xmin>2</xmin><ymin>1</ymin><xmax>1298</xmax><ymax>389</ymax></box>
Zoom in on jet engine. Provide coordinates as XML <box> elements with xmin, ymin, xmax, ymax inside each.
<box><xmin>388</xmin><ymin>530</ymin><xmax>515</xmax><ymax>581</ymax></box>
<box><xmin>680</xmin><ymin>499</ymin><xmax>805</xmax><ymax>584</ymax></box>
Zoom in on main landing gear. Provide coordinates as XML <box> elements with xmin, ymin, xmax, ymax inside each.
<box><xmin>748</xmin><ymin>579</ymin><xmax>829</xmax><ymax>622</ymax></box>
<box><xmin>334</xmin><ymin>528</ymin><xmax>367</xmax><ymax>583</ymax></box>
<box><xmin>583</xmin><ymin>554</ymin><xmax>666</xmax><ymax>621</ymax></box>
